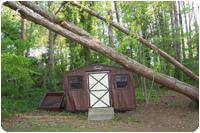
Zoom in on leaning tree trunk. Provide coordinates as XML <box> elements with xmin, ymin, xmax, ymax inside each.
<box><xmin>4</xmin><ymin>1</ymin><xmax>199</xmax><ymax>102</ymax></box>
<box><xmin>69</xmin><ymin>1</ymin><xmax>199</xmax><ymax>81</ymax></box>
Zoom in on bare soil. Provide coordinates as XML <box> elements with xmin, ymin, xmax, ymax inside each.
<box><xmin>1</xmin><ymin>91</ymin><xmax>199</xmax><ymax>132</ymax></box>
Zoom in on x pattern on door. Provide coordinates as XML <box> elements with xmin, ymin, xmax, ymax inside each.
<box><xmin>89</xmin><ymin>72</ymin><xmax>110</xmax><ymax>108</ymax></box>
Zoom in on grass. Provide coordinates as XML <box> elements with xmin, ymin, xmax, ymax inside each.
<box><xmin>2</xmin><ymin>109</ymin><xmax>139</xmax><ymax>132</ymax></box>
<box><xmin>62</xmin><ymin>112</ymin><xmax>88</xmax><ymax>120</ymax></box>
<box><xmin>2</xmin><ymin>110</ymin><xmax>83</xmax><ymax>132</ymax></box>
<box><xmin>3</xmin><ymin>123</ymin><xmax>80</xmax><ymax>132</ymax></box>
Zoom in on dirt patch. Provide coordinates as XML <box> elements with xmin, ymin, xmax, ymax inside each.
<box><xmin>1</xmin><ymin>91</ymin><xmax>198</xmax><ymax>132</ymax></box>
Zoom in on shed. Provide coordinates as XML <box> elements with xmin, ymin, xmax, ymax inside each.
<box><xmin>62</xmin><ymin>64</ymin><xmax>136</xmax><ymax>112</ymax></box>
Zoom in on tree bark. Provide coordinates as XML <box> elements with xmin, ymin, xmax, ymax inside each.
<box><xmin>19</xmin><ymin>1</ymin><xmax>91</xmax><ymax>38</ymax></box>
<box><xmin>178</xmin><ymin>1</ymin><xmax>186</xmax><ymax>60</ymax></box>
<box><xmin>192</xmin><ymin>1</ymin><xmax>199</xmax><ymax>62</ymax></box>
<box><xmin>25</xmin><ymin>22</ymin><xmax>34</xmax><ymax>57</ymax></box>
<box><xmin>114</xmin><ymin>1</ymin><xmax>120</xmax><ymax>23</ymax></box>
<box><xmin>20</xmin><ymin>18</ymin><xmax>26</xmax><ymax>40</ymax></box>
<box><xmin>46</xmin><ymin>1</ymin><xmax>57</xmax><ymax>90</ymax></box>
<box><xmin>68</xmin><ymin>1</ymin><xmax>198</xmax><ymax>81</ymax></box>
<box><xmin>4</xmin><ymin>1</ymin><xmax>199</xmax><ymax>102</ymax></box>
<box><xmin>46</xmin><ymin>30</ymin><xmax>56</xmax><ymax>89</ymax></box>
<box><xmin>183</xmin><ymin>2</ymin><xmax>192</xmax><ymax>58</ymax></box>
<box><xmin>173</xmin><ymin>2</ymin><xmax>181</xmax><ymax>62</ymax></box>
<box><xmin>107</xmin><ymin>2</ymin><xmax>114</xmax><ymax>48</ymax></box>
<box><xmin>188</xmin><ymin>2</ymin><xmax>193</xmax><ymax>59</ymax></box>
<box><xmin>20</xmin><ymin>17</ymin><xmax>27</xmax><ymax>56</ymax></box>
<box><xmin>172</xmin><ymin>2</ymin><xmax>182</xmax><ymax>79</ymax></box>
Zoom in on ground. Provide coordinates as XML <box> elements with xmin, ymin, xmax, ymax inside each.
<box><xmin>1</xmin><ymin>90</ymin><xmax>199</xmax><ymax>132</ymax></box>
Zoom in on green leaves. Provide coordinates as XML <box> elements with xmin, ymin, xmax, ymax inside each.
<box><xmin>1</xmin><ymin>53</ymin><xmax>43</xmax><ymax>98</ymax></box>
<box><xmin>2</xmin><ymin>53</ymin><xmax>32</xmax><ymax>80</ymax></box>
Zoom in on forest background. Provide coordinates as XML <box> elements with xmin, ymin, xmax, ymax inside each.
<box><xmin>1</xmin><ymin>1</ymin><xmax>199</xmax><ymax>119</ymax></box>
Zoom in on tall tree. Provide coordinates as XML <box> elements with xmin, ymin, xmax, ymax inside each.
<box><xmin>4</xmin><ymin>1</ymin><xmax>198</xmax><ymax>102</ymax></box>
<box><xmin>183</xmin><ymin>2</ymin><xmax>192</xmax><ymax>58</ymax></box>
<box><xmin>20</xmin><ymin>17</ymin><xmax>27</xmax><ymax>56</ymax></box>
<box><xmin>178</xmin><ymin>1</ymin><xmax>186</xmax><ymax>60</ymax></box>
<box><xmin>114</xmin><ymin>1</ymin><xmax>120</xmax><ymax>23</ymax></box>
<box><xmin>192</xmin><ymin>1</ymin><xmax>199</xmax><ymax>62</ymax></box>
<box><xmin>20</xmin><ymin>18</ymin><xmax>26</xmax><ymax>40</ymax></box>
<box><xmin>69</xmin><ymin>1</ymin><xmax>198</xmax><ymax>81</ymax></box>
<box><xmin>173</xmin><ymin>1</ymin><xmax>182</xmax><ymax>79</ymax></box>
<box><xmin>46</xmin><ymin>1</ymin><xmax>57</xmax><ymax>90</ymax></box>
<box><xmin>107</xmin><ymin>2</ymin><xmax>114</xmax><ymax>48</ymax></box>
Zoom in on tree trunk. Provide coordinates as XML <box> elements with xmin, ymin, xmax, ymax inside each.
<box><xmin>20</xmin><ymin>17</ymin><xmax>27</xmax><ymax>56</ymax></box>
<box><xmin>46</xmin><ymin>1</ymin><xmax>57</xmax><ymax>90</ymax></box>
<box><xmin>25</xmin><ymin>22</ymin><xmax>33</xmax><ymax>57</ymax></box>
<box><xmin>107</xmin><ymin>2</ymin><xmax>114</xmax><ymax>48</ymax></box>
<box><xmin>188</xmin><ymin>3</ymin><xmax>193</xmax><ymax>59</ymax></box>
<box><xmin>4</xmin><ymin>1</ymin><xmax>199</xmax><ymax>102</ymax></box>
<box><xmin>20</xmin><ymin>18</ymin><xmax>26</xmax><ymax>40</ymax></box>
<box><xmin>173</xmin><ymin>2</ymin><xmax>182</xmax><ymax>79</ymax></box>
<box><xmin>68</xmin><ymin>1</ymin><xmax>198</xmax><ymax>81</ymax></box>
<box><xmin>46</xmin><ymin>30</ymin><xmax>56</xmax><ymax>89</ymax></box>
<box><xmin>178</xmin><ymin>1</ymin><xmax>186</xmax><ymax>60</ymax></box>
<box><xmin>183</xmin><ymin>2</ymin><xmax>192</xmax><ymax>58</ymax></box>
<box><xmin>114</xmin><ymin>1</ymin><xmax>120</xmax><ymax>23</ymax></box>
<box><xmin>192</xmin><ymin>1</ymin><xmax>199</xmax><ymax>62</ymax></box>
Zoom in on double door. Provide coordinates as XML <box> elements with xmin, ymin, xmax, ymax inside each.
<box><xmin>88</xmin><ymin>72</ymin><xmax>110</xmax><ymax>108</ymax></box>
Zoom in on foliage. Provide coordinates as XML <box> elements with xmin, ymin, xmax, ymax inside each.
<box><xmin>1</xmin><ymin>6</ymin><xmax>46</xmax><ymax>118</ymax></box>
<box><xmin>1</xmin><ymin>88</ymin><xmax>47</xmax><ymax>119</ymax></box>
<box><xmin>1</xmin><ymin>53</ymin><xmax>46</xmax><ymax>119</ymax></box>
<box><xmin>2</xmin><ymin>53</ymin><xmax>33</xmax><ymax>96</ymax></box>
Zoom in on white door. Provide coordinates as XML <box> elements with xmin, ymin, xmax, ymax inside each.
<box><xmin>88</xmin><ymin>72</ymin><xmax>110</xmax><ymax>108</ymax></box>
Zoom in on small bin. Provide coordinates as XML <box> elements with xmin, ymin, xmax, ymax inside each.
<box><xmin>39</xmin><ymin>92</ymin><xmax>64</xmax><ymax>111</ymax></box>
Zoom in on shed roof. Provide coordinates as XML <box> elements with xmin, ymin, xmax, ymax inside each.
<box><xmin>64</xmin><ymin>64</ymin><xmax>130</xmax><ymax>75</ymax></box>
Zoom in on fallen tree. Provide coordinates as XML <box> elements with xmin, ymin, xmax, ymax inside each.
<box><xmin>4</xmin><ymin>1</ymin><xmax>198</xmax><ymax>102</ymax></box>
<box><xmin>69</xmin><ymin>1</ymin><xmax>199</xmax><ymax>81</ymax></box>
<box><xmin>19</xmin><ymin>1</ymin><xmax>91</xmax><ymax>38</ymax></box>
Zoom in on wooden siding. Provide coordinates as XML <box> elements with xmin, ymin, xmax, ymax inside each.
<box><xmin>62</xmin><ymin>64</ymin><xmax>136</xmax><ymax>112</ymax></box>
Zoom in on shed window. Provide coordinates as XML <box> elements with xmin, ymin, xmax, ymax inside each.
<box><xmin>115</xmin><ymin>74</ymin><xmax>128</xmax><ymax>88</ymax></box>
<box><xmin>69</xmin><ymin>76</ymin><xmax>83</xmax><ymax>90</ymax></box>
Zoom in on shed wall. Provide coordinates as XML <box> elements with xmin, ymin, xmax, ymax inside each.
<box><xmin>63</xmin><ymin>65</ymin><xmax>136</xmax><ymax>112</ymax></box>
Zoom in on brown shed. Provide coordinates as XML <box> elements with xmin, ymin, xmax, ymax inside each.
<box><xmin>62</xmin><ymin>64</ymin><xmax>136</xmax><ymax>112</ymax></box>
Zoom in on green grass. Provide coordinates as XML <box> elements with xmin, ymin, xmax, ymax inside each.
<box><xmin>3</xmin><ymin>124</ymin><xmax>80</xmax><ymax>132</ymax></box>
<box><xmin>2</xmin><ymin>110</ymin><xmax>83</xmax><ymax>132</ymax></box>
<box><xmin>61</xmin><ymin>112</ymin><xmax>88</xmax><ymax>120</ymax></box>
